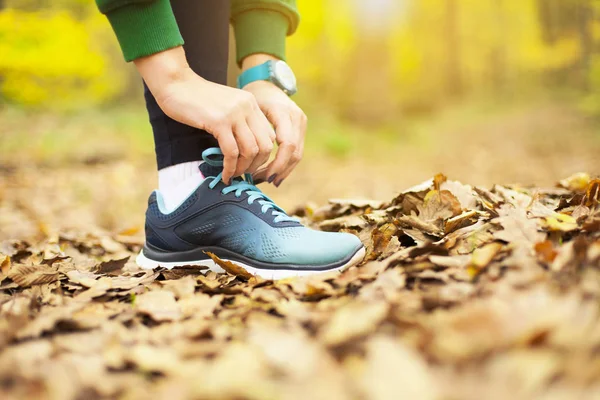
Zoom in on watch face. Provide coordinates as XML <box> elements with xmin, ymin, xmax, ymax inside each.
<box><xmin>273</xmin><ymin>61</ymin><xmax>297</xmax><ymax>93</ymax></box>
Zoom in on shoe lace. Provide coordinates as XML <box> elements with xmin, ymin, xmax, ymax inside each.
<box><xmin>202</xmin><ymin>148</ymin><xmax>298</xmax><ymax>223</ymax></box>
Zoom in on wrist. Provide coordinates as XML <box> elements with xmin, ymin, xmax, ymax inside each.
<box><xmin>238</xmin><ymin>58</ymin><xmax>297</xmax><ymax>96</ymax></box>
<box><xmin>241</xmin><ymin>53</ymin><xmax>280</xmax><ymax>72</ymax></box>
<box><xmin>134</xmin><ymin>46</ymin><xmax>194</xmax><ymax>96</ymax></box>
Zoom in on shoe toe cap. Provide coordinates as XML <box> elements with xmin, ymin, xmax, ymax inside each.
<box><xmin>279</xmin><ymin>229</ymin><xmax>364</xmax><ymax>266</ymax></box>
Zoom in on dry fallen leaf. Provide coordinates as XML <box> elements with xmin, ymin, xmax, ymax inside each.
<box><xmin>535</xmin><ymin>240</ymin><xmax>558</xmax><ymax>264</ymax></box>
<box><xmin>91</xmin><ymin>256</ymin><xmax>129</xmax><ymax>275</ymax></box>
<box><xmin>361</xmin><ymin>336</ymin><xmax>438</xmax><ymax>400</ymax></box>
<box><xmin>1</xmin><ymin>172</ymin><xmax>599</xmax><ymax>400</ymax></box>
<box><xmin>205</xmin><ymin>251</ymin><xmax>253</xmax><ymax>280</ymax></box>
<box><xmin>493</xmin><ymin>206</ymin><xmax>546</xmax><ymax>247</ymax></box>
<box><xmin>365</xmin><ymin>223</ymin><xmax>399</xmax><ymax>260</ymax></box>
<box><xmin>558</xmin><ymin>172</ymin><xmax>591</xmax><ymax>192</ymax></box>
<box><xmin>418</xmin><ymin>189</ymin><xmax>463</xmax><ymax>223</ymax></box>
<box><xmin>320</xmin><ymin>301</ymin><xmax>389</xmax><ymax>346</ymax></box>
<box><xmin>7</xmin><ymin>264</ymin><xmax>60</xmax><ymax>287</ymax></box>
<box><xmin>135</xmin><ymin>290</ymin><xmax>182</xmax><ymax>322</ymax></box>
<box><xmin>0</xmin><ymin>254</ymin><xmax>10</xmax><ymax>275</ymax></box>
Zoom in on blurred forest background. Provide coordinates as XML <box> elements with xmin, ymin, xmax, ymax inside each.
<box><xmin>0</xmin><ymin>0</ymin><xmax>599</xmax><ymax>239</ymax></box>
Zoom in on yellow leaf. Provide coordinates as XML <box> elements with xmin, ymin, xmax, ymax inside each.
<box><xmin>559</xmin><ymin>173</ymin><xmax>591</xmax><ymax>192</ymax></box>
<box><xmin>543</xmin><ymin>213</ymin><xmax>578</xmax><ymax>232</ymax></box>
<box><xmin>0</xmin><ymin>254</ymin><xmax>10</xmax><ymax>274</ymax></box>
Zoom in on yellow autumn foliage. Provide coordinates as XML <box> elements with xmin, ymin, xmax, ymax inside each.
<box><xmin>0</xmin><ymin>8</ymin><xmax>125</xmax><ymax>108</ymax></box>
<box><xmin>0</xmin><ymin>0</ymin><xmax>598</xmax><ymax>113</ymax></box>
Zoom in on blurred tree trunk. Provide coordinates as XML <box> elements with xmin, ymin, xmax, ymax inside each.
<box><xmin>537</xmin><ymin>0</ymin><xmax>559</xmax><ymax>44</ymax></box>
<box><xmin>577</xmin><ymin>0</ymin><xmax>593</xmax><ymax>92</ymax></box>
<box><xmin>490</xmin><ymin>0</ymin><xmax>508</xmax><ymax>93</ymax></box>
<box><xmin>444</xmin><ymin>0</ymin><xmax>463</xmax><ymax>97</ymax></box>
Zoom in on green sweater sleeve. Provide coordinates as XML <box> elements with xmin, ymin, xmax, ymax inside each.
<box><xmin>96</xmin><ymin>0</ymin><xmax>299</xmax><ymax>64</ymax></box>
<box><xmin>96</xmin><ymin>0</ymin><xmax>184</xmax><ymax>62</ymax></box>
<box><xmin>231</xmin><ymin>0</ymin><xmax>300</xmax><ymax>65</ymax></box>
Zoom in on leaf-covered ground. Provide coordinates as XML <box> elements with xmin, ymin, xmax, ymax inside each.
<box><xmin>1</xmin><ymin>172</ymin><xmax>599</xmax><ymax>400</ymax></box>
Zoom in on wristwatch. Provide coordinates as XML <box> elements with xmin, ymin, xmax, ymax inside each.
<box><xmin>237</xmin><ymin>60</ymin><xmax>297</xmax><ymax>96</ymax></box>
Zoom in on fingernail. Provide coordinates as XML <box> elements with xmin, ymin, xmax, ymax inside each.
<box><xmin>268</xmin><ymin>174</ymin><xmax>277</xmax><ymax>183</ymax></box>
<box><xmin>254</xmin><ymin>178</ymin><xmax>265</xmax><ymax>185</ymax></box>
<box><xmin>275</xmin><ymin>180</ymin><xmax>283</xmax><ymax>188</ymax></box>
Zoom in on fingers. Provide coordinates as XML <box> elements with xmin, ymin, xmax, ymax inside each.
<box><xmin>223</xmin><ymin>94</ymin><xmax>275</xmax><ymax>180</ymax></box>
<box><xmin>232</xmin><ymin>122</ymin><xmax>260</xmax><ymax>177</ymax></box>
<box><xmin>274</xmin><ymin>109</ymin><xmax>306</xmax><ymax>185</ymax></box>
<box><xmin>214</xmin><ymin>129</ymin><xmax>238</xmax><ymax>184</ymax></box>
<box><xmin>246</xmin><ymin>106</ymin><xmax>275</xmax><ymax>173</ymax></box>
<box><xmin>263</xmin><ymin>105</ymin><xmax>306</xmax><ymax>186</ymax></box>
<box><xmin>251</xmin><ymin>101</ymin><xmax>276</xmax><ymax>143</ymax></box>
<box><xmin>264</xmin><ymin>112</ymin><xmax>295</xmax><ymax>184</ymax></box>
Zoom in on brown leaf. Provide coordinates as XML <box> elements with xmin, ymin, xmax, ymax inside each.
<box><xmin>441</xmin><ymin>180</ymin><xmax>479</xmax><ymax>210</ymax></box>
<box><xmin>535</xmin><ymin>241</ymin><xmax>558</xmax><ymax>263</ymax></box>
<box><xmin>0</xmin><ymin>253</ymin><xmax>10</xmax><ymax>274</ymax></box>
<box><xmin>135</xmin><ymin>290</ymin><xmax>182</xmax><ymax>322</ymax></box>
<box><xmin>467</xmin><ymin>242</ymin><xmax>504</xmax><ymax>277</ymax></box>
<box><xmin>205</xmin><ymin>251</ymin><xmax>253</xmax><ymax>280</ymax></box>
<box><xmin>582</xmin><ymin>179</ymin><xmax>600</xmax><ymax>208</ymax></box>
<box><xmin>493</xmin><ymin>206</ymin><xmax>545</xmax><ymax>247</ymax></box>
<box><xmin>320</xmin><ymin>301</ymin><xmax>389</xmax><ymax>346</ymax></box>
<box><xmin>16</xmin><ymin>304</ymin><xmax>85</xmax><ymax>339</ymax></box>
<box><xmin>74</xmin><ymin>277</ymin><xmax>113</xmax><ymax>300</ymax></box>
<box><xmin>400</xmin><ymin>195</ymin><xmax>481</xmax><ymax>243</ymax></box>
<box><xmin>0</xmin><ymin>240</ymin><xmax>31</xmax><ymax>258</ymax></box>
<box><xmin>471</xmin><ymin>242</ymin><xmax>504</xmax><ymax>268</ymax></box>
<box><xmin>433</xmin><ymin>173</ymin><xmax>448</xmax><ymax>191</ymax></box>
<box><xmin>91</xmin><ymin>256</ymin><xmax>129</xmax><ymax>275</ymax></box>
<box><xmin>418</xmin><ymin>190</ymin><xmax>462</xmax><ymax>223</ymax></box>
<box><xmin>126</xmin><ymin>345</ymin><xmax>182</xmax><ymax>374</ymax></box>
<box><xmin>359</xmin><ymin>268</ymin><xmax>406</xmax><ymax>302</ymax></box>
<box><xmin>396</xmin><ymin>214</ymin><xmax>442</xmax><ymax>238</ymax></box>
<box><xmin>493</xmin><ymin>185</ymin><xmax>533</xmax><ymax>209</ymax></box>
<box><xmin>66</xmin><ymin>270</ymin><xmax>102</xmax><ymax>288</ymax></box>
<box><xmin>528</xmin><ymin>198</ymin><xmax>579</xmax><ymax>232</ymax></box>
<box><xmin>366</xmin><ymin>223</ymin><xmax>398</xmax><ymax>261</ymax></box>
<box><xmin>444</xmin><ymin>210</ymin><xmax>480</xmax><ymax>234</ymax></box>
<box><xmin>319</xmin><ymin>215</ymin><xmax>369</xmax><ymax>232</ymax></box>
<box><xmin>161</xmin><ymin>275</ymin><xmax>197</xmax><ymax>299</ymax></box>
<box><xmin>107</xmin><ymin>271</ymin><xmax>158</xmax><ymax>290</ymax></box>
<box><xmin>327</xmin><ymin>198</ymin><xmax>384</xmax><ymax>210</ymax></box>
<box><xmin>361</xmin><ymin>336</ymin><xmax>438</xmax><ymax>400</ymax></box>
<box><xmin>7</xmin><ymin>264</ymin><xmax>60</xmax><ymax>288</ymax></box>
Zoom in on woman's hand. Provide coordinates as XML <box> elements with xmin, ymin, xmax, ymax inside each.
<box><xmin>241</xmin><ymin>54</ymin><xmax>307</xmax><ymax>187</ymax></box>
<box><xmin>135</xmin><ymin>47</ymin><xmax>275</xmax><ymax>184</ymax></box>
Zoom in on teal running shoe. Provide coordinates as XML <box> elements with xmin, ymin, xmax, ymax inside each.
<box><xmin>136</xmin><ymin>148</ymin><xmax>365</xmax><ymax>279</ymax></box>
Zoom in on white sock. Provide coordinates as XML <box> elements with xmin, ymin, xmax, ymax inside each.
<box><xmin>158</xmin><ymin>161</ymin><xmax>205</xmax><ymax>213</ymax></box>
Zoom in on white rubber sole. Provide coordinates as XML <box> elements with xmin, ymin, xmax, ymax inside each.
<box><xmin>136</xmin><ymin>247</ymin><xmax>366</xmax><ymax>280</ymax></box>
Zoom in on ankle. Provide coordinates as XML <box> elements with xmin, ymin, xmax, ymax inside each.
<box><xmin>158</xmin><ymin>161</ymin><xmax>205</xmax><ymax>212</ymax></box>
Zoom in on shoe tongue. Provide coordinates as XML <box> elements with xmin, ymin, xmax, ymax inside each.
<box><xmin>199</xmin><ymin>162</ymin><xmax>222</xmax><ymax>178</ymax></box>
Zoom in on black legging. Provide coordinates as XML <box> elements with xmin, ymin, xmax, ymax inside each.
<box><xmin>144</xmin><ymin>0</ymin><xmax>230</xmax><ymax>170</ymax></box>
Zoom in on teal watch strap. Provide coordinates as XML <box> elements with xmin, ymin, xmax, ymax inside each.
<box><xmin>237</xmin><ymin>61</ymin><xmax>272</xmax><ymax>89</ymax></box>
